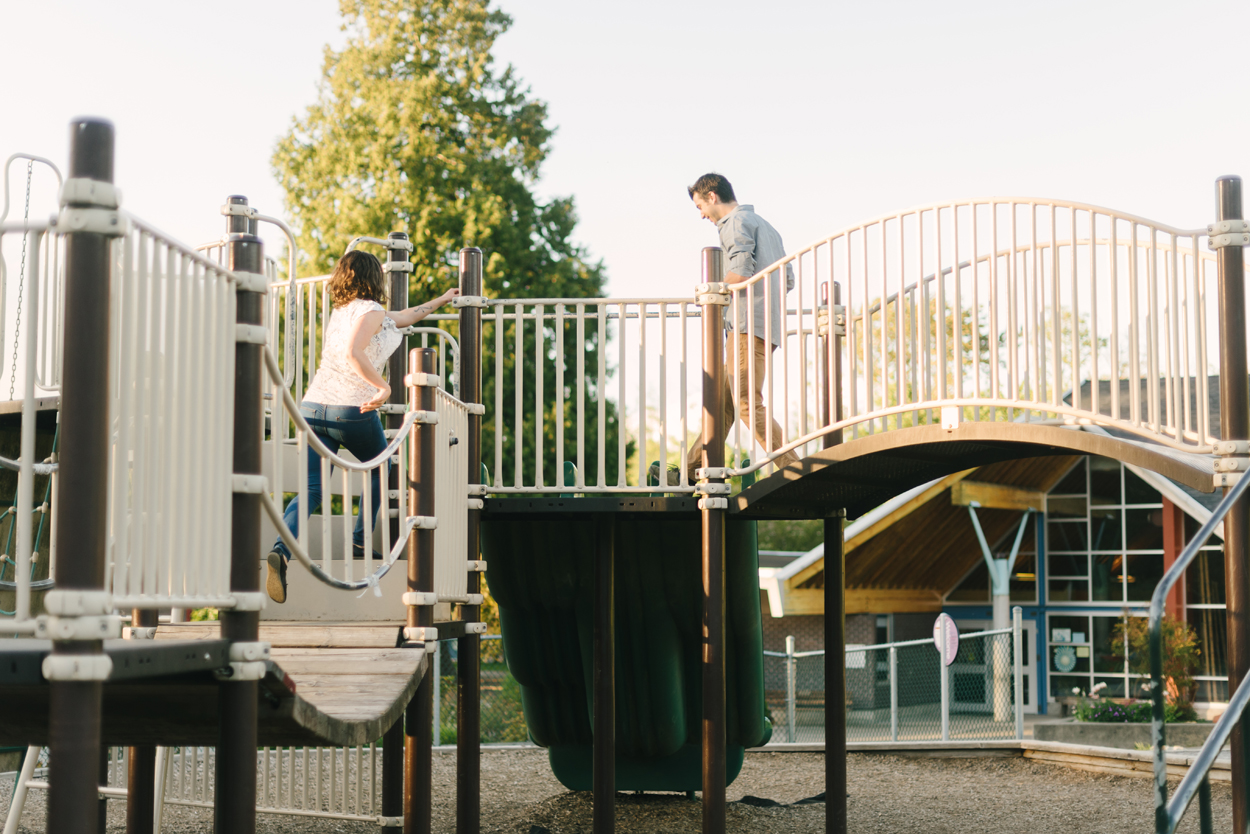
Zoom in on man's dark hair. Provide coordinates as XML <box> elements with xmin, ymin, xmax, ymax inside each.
<box><xmin>687</xmin><ymin>173</ymin><xmax>735</xmax><ymax>203</ymax></box>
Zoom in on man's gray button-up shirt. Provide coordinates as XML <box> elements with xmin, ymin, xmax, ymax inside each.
<box><xmin>716</xmin><ymin>204</ymin><xmax>794</xmax><ymax>347</ymax></box>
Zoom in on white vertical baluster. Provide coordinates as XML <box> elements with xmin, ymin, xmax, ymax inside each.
<box><xmin>576</xmin><ymin>303</ymin><xmax>585</xmax><ymax>489</ymax></box>
<box><xmin>597</xmin><ymin>304</ymin><xmax>607</xmax><ymax>488</ymax></box>
<box><xmin>494</xmin><ymin>304</ymin><xmax>503</xmax><ymax>488</ymax></box>
<box><xmin>534</xmin><ymin>303</ymin><xmax>544</xmax><ymax>488</ymax></box>
<box><xmin>555</xmin><ymin>303</ymin><xmax>565</xmax><ymax>484</ymax></box>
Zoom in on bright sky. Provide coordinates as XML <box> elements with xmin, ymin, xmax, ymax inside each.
<box><xmin>3</xmin><ymin>0</ymin><xmax>1250</xmax><ymax>303</ymax></box>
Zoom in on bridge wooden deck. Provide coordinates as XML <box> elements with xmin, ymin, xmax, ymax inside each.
<box><xmin>0</xmin><ymin>623</ymin><xmax>424</xmax><ymax>749</ymax></box>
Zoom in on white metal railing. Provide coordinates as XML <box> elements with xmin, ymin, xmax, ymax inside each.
<box><xmin>763</xmin><ymin>613</ymin><xmax>1024</xmax><ymax>745</ymax></box>
<box><xmin>725</xmin><ymin>200</ymin><xmax>1234</xmax><ymax>477</ymax></box>
<box><xmin>0</xmin><ymin>217</ymin><xmax>58</xmax><ymax>631</ymax></box>
<box><xmin>3</xmin><ymin>744</ymin><xmax>395</xmax><ymax>831</ymax></box>
<box><xmin>2</xmin><ymin>153</ymin><xmax>65</xmax><ymax>394</ymax></box>
<box><xmin>475</xmin><ymin>298</ymin><xmax>704</xmax><ymax>493</ymax></box>
<box><xmin>266</xmin><ymin>272</ymin><xmax>459</xmax><ymax>401</ymax></box>
<box><xmin>105</xmin><ymin>213</ymin><xmax>238</xmax><ymax>610</ymax></box>
<box><xmin>393</xmin><ymin>200</ymin><xmax>1241</xmax><ymax>496</ymax></box>
<box><xmin>260</xmin><ymin>345</ymin><xmax>423</xmax><ymax>594</ymax></box>
<box><xmin>433</xmin><ymin>387</ymin><xmax>476</xmax><ymax>602</ymax></box>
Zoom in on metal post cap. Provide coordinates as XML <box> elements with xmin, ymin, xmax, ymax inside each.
<box><xmin>68</xmin><ymin>118</ymin><xmax>115</xmax><ymax>182</ymax></box>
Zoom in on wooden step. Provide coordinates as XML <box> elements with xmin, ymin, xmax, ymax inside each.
<box><xmin>155</xmin><ymin>622</ymin><xmax>402</xmax><ymax>649</ymax></box>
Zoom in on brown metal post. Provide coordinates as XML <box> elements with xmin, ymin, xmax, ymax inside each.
<box><xmin>383</xmin><ymin>230</ymin><xmax>411</xmax><ymax>833</ymax></box>
<box><xmin>1216</xmin><ymin>176</ymin><xmax>1250</xmax><ymax>832</ymax></box>
<box><xmin>699</xmin><ymin>247</ymin><xmax>727</xmax><ymax>834</ymax></box>
<box><xmin>47</xmin><ymin>116</ymin><xmax>114</xmax><ymax>834</ymax></box>
<box><xmin>821</xmin><ymin>281</ymin><xmax>847</xmax><ymax>832</ymax></box>
<box><xmin>98</xmin><ymin>746</ymin><xmax>109</xmax><ymax>832</ymax></box>
<box><xmin>404</xmin><ymin>348</ymin><xmax>437</xmax><ymax>834</ymax></box>
<box><xmin>127</xmin><ymin>610</ymin><xmax>159</xmax><ymax>834</ymax></box>
<box><xmin>592</xmin><ymin>513</ymin><xmax>615</xmax><ymax>834</ymax></box>
<box><xmin>456</xmin><ymin>248</ymin><xmax>483</xmax><ymax>834</ymax></box>
<box><xmin>216</xmin><ymin>197</ymin><xmax>264</xmax><ymax>834</ymax></box>
<box><xmin>824</xmin><ymin>512</ymin><xmax>847</xmax><ymax>832</ymax></box>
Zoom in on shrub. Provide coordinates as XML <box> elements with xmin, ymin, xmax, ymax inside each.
<box><xmin>1113</xmin><ymin>613</ymin><xmax>1201</xmax><ymax>711</ymax></box>
<box><xmin>1075</xmin><ymin>699</ymin><xmax>1198</xmax><ymax>723</ymax></box>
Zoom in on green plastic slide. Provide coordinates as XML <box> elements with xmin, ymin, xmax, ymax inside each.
<box><xmin>482</xmin><ymin>510</ymin><xmax>772</xmax><ymax>792</ymax></box>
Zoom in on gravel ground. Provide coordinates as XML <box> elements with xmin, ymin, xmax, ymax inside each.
<box><xmin>0</xmin><ymin>748</ymin><xmax>1233</xmax><ymax>833</ymax></box>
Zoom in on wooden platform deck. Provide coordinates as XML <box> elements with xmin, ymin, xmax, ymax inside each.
<box><xmin>0</xmin><ymin>622</ymin><xmax>425</xmax><ymax>749</ymax></box>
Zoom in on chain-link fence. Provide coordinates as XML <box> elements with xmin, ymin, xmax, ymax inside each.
<box><xmin>433</xmin><ymin>634</ymin><xmax>529</xmax><ymax>745</ymax></box>
<box><xmin>764</xmin><ymin>616</ymin><xmax>1024</xmax><ymax>743</ymax></box>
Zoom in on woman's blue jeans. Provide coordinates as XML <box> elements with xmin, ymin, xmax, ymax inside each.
<box><xmin>271</xmin><ymin>402</ymin><xmax>387</xmax><ymax>562</ymax></box>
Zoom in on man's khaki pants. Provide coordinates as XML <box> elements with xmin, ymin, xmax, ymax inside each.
<box><xmin>685</xmin><ymin>333</ymin><xmax>800</xmax><ymax>477</ymax></box>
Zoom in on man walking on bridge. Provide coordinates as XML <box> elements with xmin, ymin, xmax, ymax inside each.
<box><xmin>674</xmin><ymin>173</ymin><xmax>799</xmax><ymax>482</ymax></box>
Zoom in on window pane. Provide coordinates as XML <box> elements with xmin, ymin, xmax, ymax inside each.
<box><xmin>1053</xmin><ymin>459</ymin><xmax>1086</xmax><ymax>494</ymax></box>
<box><xmin>947</xmin><ymin>560</ymin><xmax>990</xmax><ymax>603</ymax></box>
<box><xmin>1050</xmin><ymin>645</ymin><xmax>1089</xmax><ymax>674</ymax></box>
<box><xmin>1125</xmin><ymin>553</ymin><xmax>1164</xmax><ymax>602</ymax></box>
<box><xmin>1187</xmin><ymin>551</ymin><xmax>1226</xmax><ymax>606</ymax></box>
<box><xmin>1050</xmin><ymin>615</ymin><xmax>1089</xmax><ymax>639</ymax></box>
<box><xmin>1092</xmin><ymin>615</ymin><xmax>1126</xmax><ymax>673</ymax></box>
<box><xmin>1015</xmin><ymin>516</ymin><xmax>1037</xmax><ymax>555</ymax></box>
<box><xmin>1009</xmin><ymin>552</ymin><xmax>1036</xmax><ymax>602</ymax></box>
<box><xmin>1089</xmin><ymin>458</ymin><xmax>1121</xmax><ymax>505</ymax></box>
<box><xmin>1048</xmin><ymin>578</ymin><xmax>1088</xmax><ymax>602</ymax></box>
<box><xmin>1048</xmin><ymin>497</ymin><xmax>1087</xmax><ymax>519</ymax></box>
<box><xmin>1050</xmin><ymin>673</ymin><xmax>1089</xmax><ymax>699</ymax></box>
<box><xmin>1195</xmin><ymin>679</ymin><xmax>1229</xmax><ymax>703</ymax></box>
<box><xmin>1093</xmin><ymin>676</ymin><xmax>1127</xmax><ymax>698</ymax></box>
<box><xmin>1090</xmin><ymin>508</ymin><xmax>1122</xmax><ymax>551</ymax></box>
<box><xmin>1124</xmin><ymin>469</ymin><xmax>1159</xmax><ymax>504</ymax></box>
<box><xmin>1189</xmin><ymin>608</ymin><xmax>1228</xmax><ymax>680</ymax></box>
<box><xmin>1125</xmin><ymin>508</ymin><xmax>1164</xmax><ymax>551</ymax></box>
<box><xmin>1048</xmin><ymin>521</ymin><xmax>1087</xmax><ymax>552</ymax></box>
<box><xmin>1091</xmin><ymin>554</ymin><xmax>1126</xmax><ymax>602</ymax></box>
<box><xmin>1048</xmin><ymin>553</ymin><xmax>1087</xmax><ymax>576</ymax></box>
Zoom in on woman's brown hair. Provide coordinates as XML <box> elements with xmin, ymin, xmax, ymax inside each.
<box><xmin>328</xmin><ymin>250</ymin><xmax>386</xmax><ymax>308</ymax></box>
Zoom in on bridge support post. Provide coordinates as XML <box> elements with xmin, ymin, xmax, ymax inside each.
<box><xmin>383</xmin><ymin>231</ymin><xmax>411</xmax><ymax>833</ymax></box>
<box><xmin>1216</xmin><ymin>175</ymin><xmax>1250</xmax><ymax>832</ymax></box>
<box><xmin>456</xmin><ymin>247</ymin><xmax>483</xmax><ymax>834</ymax></box>
<box><xmin>593</xmin><ymin>513</ymin><xmax>615</xmax><ymax>834</ymax></box>
<box><xmin>405</xmin><ymin>347</ymin><xmax>437</xmax><ymax>834</ymax></box>
<box><xmin>46</xmin><ymin>117</ymin><xmax>115</xmax><ymax>834</ymax></box>
<box><xmin>820</xmin><ymin>280</ymin><xmax>846</xmax><ymax>834</ymax></box>
<box><xmin>127</xmin><ymin>610</ymin><xmax>159</xmax><ymax>834</ymax></box>
<box><xmin>217</xmin><ymin>196</ymin><xmax>264</xmax><ymax>834</ymax></box>
<box><xmin>698</xmin><ymin>246</ymin><xmax>727</xmax><ymax>834</ymax></box>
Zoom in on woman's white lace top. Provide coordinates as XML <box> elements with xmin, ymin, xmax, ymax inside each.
<box><xmin>303</xmin><ymin>298</ymin><xmax>403</xmax><ymax>407</ymax></box>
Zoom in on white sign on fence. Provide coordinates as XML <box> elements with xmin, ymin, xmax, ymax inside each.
<box><xmin>845</xmin><ymin>644</ymin><xmax>867</xmax><ymax>669</ymax></box>
<box><xmin>932</xmin><ymin>613</ymin><xmax>959</xmax><ymax>667</ymax></box>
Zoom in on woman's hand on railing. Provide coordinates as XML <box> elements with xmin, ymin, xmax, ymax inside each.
<box><xmin>361</xmin><ymin>383</ymin><xmax>391</xmax><ymax>413</ymax></box>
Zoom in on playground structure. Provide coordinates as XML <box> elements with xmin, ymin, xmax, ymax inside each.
<box><xmin>0</xmin><ymin>116</ymin><xmax>1248</xmax><ymax>834</ymax></box>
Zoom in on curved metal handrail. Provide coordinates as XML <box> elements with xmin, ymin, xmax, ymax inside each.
<box><xmin>1149</xmin><ymin>470</ymin><xmax>1250</xmax><ymax>833</ymax></box>
<box><xmin>261</xmin><ymin>496</ymin><xmax>421</xmax><ymax>593</ymax></box>
<box><xmin>263</xmin><ymin>348</ymin><xmax>419</xmax><ymax>471</ymax></box>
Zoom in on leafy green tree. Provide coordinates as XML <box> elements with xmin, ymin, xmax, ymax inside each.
<box><xmin>272</xmin><ymin>0</ymin><xmax>625</xmax><ymax>485</ymax></box>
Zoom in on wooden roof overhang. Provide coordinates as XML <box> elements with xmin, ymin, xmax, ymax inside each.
<box><xmin>742</xmin><ymin>421</ymin><xmax>1217</xmax><ymax>616</ymax></box>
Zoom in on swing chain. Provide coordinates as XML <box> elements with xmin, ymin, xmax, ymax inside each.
<box><xmin>10</xmin><ymin>160</ymin><xmax>33</xmax><ymax>400</ymax></box>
